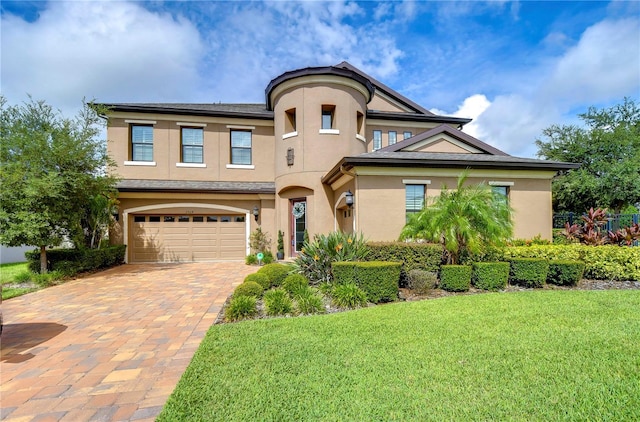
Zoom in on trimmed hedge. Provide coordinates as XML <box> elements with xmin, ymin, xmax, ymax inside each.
<box><xmin>282</xmin><ymin>274</ymin><xmax>309</xmax><ymax>296</ymax></box>
<box><xmin>244</xmin><ymin>273</ymin><xmax>270</xmax><ymax>290</ymax></box>
<box><xmin>472</xmin><ymin>262</ymin><xmax>510</xmax><ymax>291</ymax></box>
<box><xmin>509</xmin><ymin>258</ymin><xmax>549</xmax><ymax>288</ymax></box>
<box><xmin>367</xmin><ymin>242</ymin><xmax>443</xmax><ymax>286</ymax></box>
<box><xmin>503</xmin><ymin>244</ymin><xmax>640</xmax><ymax>281</ymax></box>
<box><xmin>547</xmin><ymin>260</ymin><xmax>585</xmax><ymax>286</ymax></box>
<box><xmin>26</xmin><ymin>245</ymin><xmax>126</xmax><ymax>275</ymax></box>
<box><xmin>332</xmin><ymin>261</ymin><xmax>401</xmax><ymax>303</ymax></box>
<box><xmin>440</xmin><ymin>265</ymin><xmax>472</xmax><ymax>292</ymax></box>
<box><xmin>233</xmin><ymin>281</ymin><xmax>264</xmax><ymax>298</ymax></box>
<box><xmin>257</xmin><ymin>263</ymin><xmax>291</xmax><ymax>288</ymax></box>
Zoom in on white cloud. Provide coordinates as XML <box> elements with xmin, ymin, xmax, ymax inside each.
<box><xmin>431</xmin><ymin>94</ymin><xmax>491</xmax><ymax>139</ymax></box>
<box><xmin>1</xmin><ymin>1</ymin><xmax>204</xmax><ymax>112</ymax></box>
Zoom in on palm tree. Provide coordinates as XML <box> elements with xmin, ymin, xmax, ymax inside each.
<box><xmin>399</xmin><ymin>172</ymin><xmax>513</xmax><ymax>264</ymax></box>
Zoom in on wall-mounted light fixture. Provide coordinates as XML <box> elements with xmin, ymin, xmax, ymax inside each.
<box><xmin>345</xmin><ymin>190</ymin><xmax>354</xmax><ymax>208</ymax></box>
<box><xmin>253</xmin><ymin>205</ymin><xmax>260</xmax><ymax>221</ymax></box>
<box><xmin>286</xmin><ymin>148</ymin><xmax>295</xmax><ymax>166</ymax></box>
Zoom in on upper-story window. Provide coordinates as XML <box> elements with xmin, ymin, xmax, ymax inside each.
<box><xmin>389</xmin><ymin>131</ymin><xmax>397</xmax><ymax>145</ymax></box>
<box><xmin>231</xmin><ymin>130</ymin><xmax>252</xmax><ymax>165</ymax></box>
<box><xmin>403</xmin><ymin>131</ymin><xmax>412</xmax><ymax>140</ymax></box>
<box><xmin>181</xmin><ymin>127</ymin><xmax>204</xmax><ymax>163</ymax></box>
<box><xmin>322</xmin><ymin>105</ymin><xmax>335</xmax><ymax>129</ymax></box>
<box><xmin>373</xmin><ymin>130</ymin><xmax>382</xmax><ymax>150</ymax></box>
<box><xmin>491</xmin><ymin>185</ymin><xmax>510</xmax><ymax>204</ymax></box>
<box><xmin>131</xmin><ymin>125</ymin><xmax>154</xmax><ymax>161</ymax></box>
<box><xmin>285</xmin><ymin>108</ymin><xmax>296</xmax><ymax>134</ymax></box>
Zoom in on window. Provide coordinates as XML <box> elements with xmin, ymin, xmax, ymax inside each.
<box><xmin>492</xmin><ymin>186</ymin><xmax>510</xmax><ymax>204</ymax></box>
<box><xmin>322</xmin><ymin>105</ymin><xmax>335</xmax><ymax>129</ymax></box>
<box><xmin>356</xmin><ymin>111</ymin><xmax>364</xmax><ymax>135</ymax></box>
<box><xmin>192</xmin><ymin>216</ymin><xmax>204</xmax><ymax>222</ymax></box>
<box><xmin>178</xmin><ymin>216</ymin><xmax>190</xmax><ymax>222</ymax></box>
<box><xmin>133</xmin><ymin>216</ymin><xmax>146</xmax><ymax>223</ymax></box>
<box><xmin>181</xmin><ymin>127</ymin><xmax>203</xmax><ymax>163</ymax></box>
<box><xmin>230</xmin><ymin>130</ymin><xmax>252</xmax><ymax>165</ymax></box>
<box><xmin>131</xmin><ymin>125</ymin><xmax>153</xmax><ymax>161</ymax></box>
<box><xmin>207</xmin><ymin>216</ymin><xmax>218</xmax><ymax>222</ymax></box>
<box><xmin>389</xmin><ymin>131</ymin><xmax>397</xmax><ymax>145</ymax></box>
<box><xmin>164</xmin><ymin>216</ymin><xmax>175</xmax><ymax>222</ymax></box>
<box><xmin>403</xmin><ymin>131</ymin><xmax>412</xmax><ymax>140</ymax></box>
<box><xmin>405</xmin><ymin>184</ymin><xmax>425</xmax><ymax>222</ymax></box>
<box><xmin>285</xmin><ymin>108</ymin><xmax>296</xmax><ymax>133</ymax></box>
<box><xmin>149</xmin><ymin>216</ymin><xmax>160</xmax><ymax>222</ymax></box>
<box><xmin>373</xmin><ymin>130</ymin><xmax>382</xmax><ymax>150</ymax></box>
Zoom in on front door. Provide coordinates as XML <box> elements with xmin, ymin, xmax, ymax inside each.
<box><xmin>290</xmin><ymin>199</ymin><xmax>307</xmax><ymax>256</ymax></box>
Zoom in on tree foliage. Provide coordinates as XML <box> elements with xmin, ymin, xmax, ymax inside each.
<box><xmin>535</xmin><ymin>98</ymin><xmax>640</xmax><ymax>213</ymax></box>
<box><xmin>399</xmin><ymin>172</ymin><xmax>513</xmax><ymax>265</ymax></box>
<box><xmin>0</xmin><ymin>97</ymin><xmax>118</xmax><ymax>272</ymax></box>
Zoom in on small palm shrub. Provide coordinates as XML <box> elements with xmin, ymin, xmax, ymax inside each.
<box><xmin>439</xmin><ymin>265</ymin><xmax>472</xmax><ymax>292</ymax></box>
<box><xmin>282</xmin><ymin>274</ymin><xmax>309</xmax><ymax>296</ymax></box>
<box><xmin>294</xmin><ymin>231</ymin><xmax>369</xmax><ymax>283</ymax></box>
<box><xmin>233</xmin><ymin>281</ymin><xmax>263</xmax><ymax>298</ymax></box>
<box><xmin>547</xmin><ymin>260</ymin><xmax>585</xmax><ymax>286</ymax></box>
<box><xmin>257</xmin><ymin>263</ymin><xmax>291</xmax><ymax>288</ymax></box>
<box><xmin>331</xmin><ymin>283</ymin><xmax>367</xmax><ymax>309</ymax></box>
<box><xmin>225</xmin><ymin>295</ymin><xmax>257</xmax><ymax>321</ymax></box>
<box><xmin>472</xmin><ymin>262</ymin><xmax>510</xmax><ymax>291</ymax></box>
<box><xmin>293</xmin><ymin>287</ymin><xmax>325</xmax><ymax>315</ymax></box>
<box><xmin>244</xmin><ymin>273</ymin><xmax>270</xmax><ymax>290</ymax></box>
<box><xmin>407</xmin><ymin>269</ymin><xmax>438</xmax><ymax>293</ymax></box>
<box><xmin>264</xmin><ymin>288</ymin><xmax>294</xmax><ymax>316</ymax></box>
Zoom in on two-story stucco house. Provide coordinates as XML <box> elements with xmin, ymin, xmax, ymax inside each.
<box><xmin>103</xmin><ymin>62</ymin><xmax>577</xmax><ymax>263</ymax></box>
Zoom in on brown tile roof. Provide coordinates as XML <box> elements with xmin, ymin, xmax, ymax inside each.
<box><xmin>379</xmin><ymin>124</ymin><xmax>508</xmax><ymax>156</ymax></box>
<box><xmin>117</xmin><ymin>179</ymin><xmax>275</xmax><ymax>194</ymax></box>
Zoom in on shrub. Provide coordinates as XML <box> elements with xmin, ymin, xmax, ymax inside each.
<box><xmin>245</xmin><ymin>254</ymin><xmax>258</xmax><ymax>265</ymax></box>
<box><xmin>367</xmin><ymin>242</ymin><xmax>442</xmax><ymax>286</ymax></box>
<box><xmin>547</xmin><ymin>260</ymin><xmax>585</xmax><ymax>286</ymax></box>
<box><xmin>14</xmin><ymin>270</ymin><xmax>33</xmax><ymax>283</ymax></box>
<box><xmin>472</xmin><ymin>262</ymin><xmax>510</xmax><ymax>291</ymax></box>
<box><xmin>331</xmin><ymin>283</ymin><xmax>367</xmax><ymax>309</ymax></box>
<box><xmin>439</xmin><ymin>265</ymin><xmax>472</xmax><ymax>292</ymax></box>
<box><xmin>407</xmin><ymin>269</ymin><xmax>438</xmax><ymax>293</ymax></box>
<box><xmin>25</xmin><ymin>245</ymin><xmax>126</xmax><ymax>274</ymax></box>
<box><xmin>233</xmin><ymin>281</ymin><xmax>263</xmax><ymax>298</ymax></box>
<box><xmin>282</xmin><ymin>274</ymin><xmax>309</xmax><ymax>296</ymax></box>
<box><xmin>257</xmin><ymin>263</ymin><xmax>291</xmax><ymax>288</ymax></box>
<box><xmin>509</xmin><ymin>258</ymin><xmax>549</xmax><ymax>288</ymax></box>
<box><xmin>294</xmin><ymin>231</ymin><xmax>369</xmax><ymax>283</ymax></box>
<box><xmin>503</xmin><ymin>245</ymin><xmax>640</xmax><ymax>281</ymax></box>
<box><xmin>225</xmin><ymin>295</ymin><xmax>257</xmax><ymax>322</ymax></box>
<box><xmin>244</xmin><ymin>273</ymin><xmax>270</xmax><ymax>290</ymax></box>
<box><xmin>332</xmin><ymin>261</ymin><xmax>400</xmax><ymax>303</ymax></box>
<box><xmin>249</xmin><ymin>227</ymin><xmax>272</xmax><ymax>254</ymax></box>
<box><xmin>263</xmin><ymin>288</ymin><xmax>294</xmax><ymax>316</ymax></box>
<box><xmin>293</xmin><ymin>287</ymin><xmax>325</xmax><ymax>315</ymax></box>
<box><xmin>32</xmin><ymin>270</ymin><xmax>63</xmax><ymax>287</ymax></box>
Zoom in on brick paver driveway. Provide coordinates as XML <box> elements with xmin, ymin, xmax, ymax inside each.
<box><xmin>1</xmin><ymin>262</ymin><xmax>256</xmax><ymax>421</ymax></box>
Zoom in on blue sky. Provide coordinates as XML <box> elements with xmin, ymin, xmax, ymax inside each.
<box><xmin>2</xmin><ymin>0</ymin><xmax>639</xmax><ymax>157</ymax></box>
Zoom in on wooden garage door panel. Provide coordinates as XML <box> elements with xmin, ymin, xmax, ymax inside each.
<box><xmin>130</xmin><ymin>214</ymin><xmax>245</xmax><ymax>262</ymax></box>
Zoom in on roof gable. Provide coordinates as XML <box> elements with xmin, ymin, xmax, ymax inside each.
<box><xmin>378</xmin><ymin>124</ymin><xmax>509</xmax><ymax>156</ymax></box>
<box><xmin>335</xmin><ymin>61</ymin><xmax>435</xmax><ymax>116</ymax></box>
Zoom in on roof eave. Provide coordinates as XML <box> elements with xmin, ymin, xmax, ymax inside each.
<box><xmin>99</xmin><ymin>104</ymin><xmax>274</xmax><ymax>120</ymax></box>
<box><xmin>366</xmin><ymin>111</ymin><xmax>472</xmax><ymax>126</ymax></box>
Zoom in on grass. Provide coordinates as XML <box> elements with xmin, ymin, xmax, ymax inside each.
<box><xmin>159</xmin><ymin>290</ymin><xmax>640</xmax><ymax>421</ymax></box>
<box><xmin>1</xmin><ymin>262</ymin><xmax>39</xmax><ymax>299</ymax></box>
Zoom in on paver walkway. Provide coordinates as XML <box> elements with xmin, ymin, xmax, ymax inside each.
<box><xmin>1</xmin><ymin>262</ymin><xmax>256</xmax><ymax>421</ymax></box>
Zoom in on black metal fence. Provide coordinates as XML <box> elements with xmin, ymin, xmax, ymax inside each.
<box><xmin>553</xmin><ymin>213</ymin><xmax>640</xmax><ymax>231</ymax></box>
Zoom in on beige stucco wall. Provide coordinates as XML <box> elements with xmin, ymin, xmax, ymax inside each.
<box><xmin>417</xmin><ymin>139</ymin><xmax>472</xmax><ymax>153</ymax></box>
<box><xmin>352</xmin><ymin>169</ymin><xmax>556</xmax><ymax>243</ymax></box>
<box><xmin>367</xmin><ymin>92</ymin><xmax>409</xmax><ymax>113</ymax></box>
<box><xmin>107</xmin><ymin>113</ymin><xmax>275</xmax><ymax>182</ymax></box>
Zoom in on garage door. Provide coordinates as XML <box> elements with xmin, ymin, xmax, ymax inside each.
<box><xmin>129</xmin><ymin>214</ymin><xmax>246</xmax><ymax>262</ymax></box>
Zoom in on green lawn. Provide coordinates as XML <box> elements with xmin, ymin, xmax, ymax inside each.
<box><xmin>0</xmin><ymin>262</ymin><xmax>38</xmax><ymax>299</ymax></box>
<box><xmin>159</xmin><ymin>290</ymin><xmax>640</xmax><ymax>421</ymax></box>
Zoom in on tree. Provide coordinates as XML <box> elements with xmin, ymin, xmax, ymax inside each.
<box><xmin>399</xmin><ymin>172</ymin><xmax>513</xmax><ymax>265</ymax></box>
<box><xmin>0</xmin><ymin>97</ymin><xmax>118</xmax><ymax>273</ymax></box>
<box><xmin>535</xmin><ymin>98</ymin><xmax>640</xmax><ymax>213</ymax></box>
